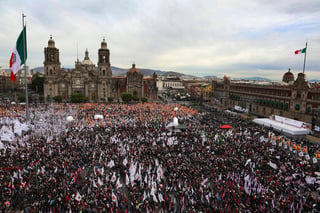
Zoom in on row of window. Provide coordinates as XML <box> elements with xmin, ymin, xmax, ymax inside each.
<box><xmin>230</xmin><ymin>95</ymin><xmax>289</xmax><ymax>109</ymax></box>
<box><xmin>230</xmin><ymin>86</ymin><xmax>291</xmax><ymax>97</ymax></box>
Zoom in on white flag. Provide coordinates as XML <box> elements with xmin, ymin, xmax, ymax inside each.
<box><xmin>123</xmin><ymin>158</ymin><xmax>128</xmax><ymax>166</ymax></box>
<box><xmin>268</xmin><ymin>161</ymin><xmax>278</xmax><ymax>169</ymax></box>
<box><xmin>108</xmin><ymin>160</ymin><xmax>115</xmax><ymax>168</ymax></box>
<box><xmin>201</xmin><ymin>177</ymin><xmax>208</xmax><ymax>186</ymax></box>
<box><xmin>313</xmin><ymin>157</ymin><xmax>318</xmax><ymax>164</ymax></box>
<box><xmin>112</xmin><ymin>191</ymin><xmax>118</xmax><ymax>206</ymax></box>
<box><xmin>158</xmin><ymin>192</ymin><xmax>165</xmax><ymax>202</ymax></box>
<box><xmin>125</xmin><ymin>173</ymin><xmax>130</xmax><ymax>185</ymax></box>
<box><xmin>75</xmin><ymin>192</ymin><xmax>81</xmax><ymax>201</ymax></box>
<box><xmin>116</xmin><ymin>178</ymin><xmax>122</xmax><ymax>189</ymax></box>
<box><xmin>153</xmin><ymin>194</ymin><xmax>158</xmax><ymax>203</ymax></box>
<box><xmin>111</xmin><ymin>172</ymin><xmax>116</xmax><ymax>182</ymax></box>
<box><xmin>142</xmin><ymin>190</ymin><xmax>147</xmax><ymax>201</ymax></box>
<box><xmin>98</xmin><ymin>177</ymin><xmax>103</xmax><ymax>186</ymax></box>
<box><xmin>93</xmin><ymin>180</ymin><xmax>98</xmax><ymax>188</ymax></box>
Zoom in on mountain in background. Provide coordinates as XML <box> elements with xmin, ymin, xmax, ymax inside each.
<box><xmin>30</xmin><ymin>67</ymin><xmax>44</xmax><ymax>73</ymax></box>
<box><xmin>29</xmin><ymin>66</ymin><xmax>190</xmax><ymax>77</ymax></box>
<box><xmin>203</xmin><ymin>75</ymin><xmax>218</xmax><ymax>80</ymax></box>
<box><xmin>110</xmin><ymin>66</ymin><xmax>167</xmax><ymax>76</ymax></box>
<box><xmin>235</xmin><ymin>77</ymin><xmax>271</xmax><ymax>81</ymax></box>
<box><xmin>309</xmin><ymin>79</ymin><xmax>320</xmax><ymax>83</ymax></box>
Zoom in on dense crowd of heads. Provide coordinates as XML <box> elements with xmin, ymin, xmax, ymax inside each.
<box><xmin>0</xmin><ymin>103</ymin><xmax>319</xmax><ymax>212</ymax></box>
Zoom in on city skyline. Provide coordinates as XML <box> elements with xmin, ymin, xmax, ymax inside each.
<box><xmin>0</xmin><ymin>0</ymin><xmax>319</xmax><ymax>81</ymax></box>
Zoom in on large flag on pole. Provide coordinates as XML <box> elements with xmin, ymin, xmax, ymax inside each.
<box><xmin>9</xmin><ymin>26</ymin><xmax>27</xmax><ymax>82</ymax></box>
<box><xmin>294</xmin><ymin>47</ymin><xmax>306</xmax><ymax>55</ymax></box>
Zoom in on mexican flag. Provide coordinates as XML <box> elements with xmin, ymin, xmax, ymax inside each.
<box><xmin>294</xmin><ymin>47</ymin><xmax>306</xmax><ymax>55</ymax></box>
<box><xmin>9</xmin><ymin>26</ymin><xmax>27</xmax><ymax>82</ymax></box>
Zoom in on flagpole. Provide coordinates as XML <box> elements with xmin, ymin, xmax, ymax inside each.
<box><xmin>22</xmin><ymin>13</ymin><xmax>30</xmax><ymax>121</ymax></box>
<box><xmin>303</xmin><ymin>42</ymin><xmax>307</xmax><ymax>74</ymax></box>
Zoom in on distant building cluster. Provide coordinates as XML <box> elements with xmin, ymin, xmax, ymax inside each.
<box><xmin>212</xmin><ymin>69</ymin><xmax>320</xmax><ymax>124</ymax></box>
<box><xmin>0</xmin><ymin>67</ymin><xmax>19</xmax><ymax>94</ymax></box>
<box><xmin>43</xmin><ymin>36</ymin><xmax>157</xmax><ymax>102</ymax></box>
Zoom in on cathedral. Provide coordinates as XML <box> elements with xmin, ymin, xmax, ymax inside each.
<box><xmin>43</xmin><ymin>36</ymin><xmax>158</xmax><ymax>102</ymax></box>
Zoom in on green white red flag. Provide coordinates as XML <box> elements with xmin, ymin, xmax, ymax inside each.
<box><xmin>294</xmin><ymin>47</ymin><xmax>306</xmax><ymax>55</ymax></box>
<box><xmin>9</xmin><ymin>26</ymin><xmax>27</xmax><ymax>82</ymax></box>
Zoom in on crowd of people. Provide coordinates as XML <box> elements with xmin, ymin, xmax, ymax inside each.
<box><xmin>0</xmin><ymin>103</ymin><xmax>320</xmax><ymax>212</ymax></box>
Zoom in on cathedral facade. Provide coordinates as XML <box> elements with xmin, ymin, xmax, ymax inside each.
<box><xmin>43</xmin><ymin>36</ymin><xmax>158</xmax><ymax>102</ymax></box>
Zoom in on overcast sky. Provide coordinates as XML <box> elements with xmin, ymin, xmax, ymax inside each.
<box><xmin>0</xmin><ymin>0</ymin><xmax>319</xmax><ymax>80</ymax></box>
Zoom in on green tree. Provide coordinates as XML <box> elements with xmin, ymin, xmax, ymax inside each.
<box><xmin>71</xmin><ymin>93</ymin><xmax>88</xmax><ymax>103</ymax></box>
<box><xmin>53</xmin><ymin>95</ymin><xmax>62</xmax><ymax>103</ymax></box>
<box><xmin>18</xmin><ymin>95</ymin><xmax>25</xmax><ymax>102</ymax></box>
<box><xmin>121</xmin><ymin>92</ymin><xmax>132</xmax><ymax>103</ymax></box>
<box><xmin>132</xmin><ymin>95</ymin><xmax>139</xmax><ymax>102</ymax></box>
<box><xmin>17</xmin><ymin>95</ymin><xmax>33</xmax><ymax>103</ymax></box>
<box><xmin>108</xmin><ymin>97</ymin><xmax>114</xmax><ymax>103</ymax></box>
<box><xmin>31</xmin><ymin>73</ymin><xmax>44</xmax><ymax>94</ymax></box>
<box><xmin>141</xmin><ymin>97</ymin><xmax>148</xmax><ymax>103</ymax></box>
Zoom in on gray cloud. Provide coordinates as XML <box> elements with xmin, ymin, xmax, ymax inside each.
<box><xmin>0</xmin><ymin>0</ymin><xmax>319</xmax><ymax>81</ymax></box>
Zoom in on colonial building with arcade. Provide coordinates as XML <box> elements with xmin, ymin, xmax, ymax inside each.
<box><xmin>212</xmin><ymin>69</ymin><xmax>320</xmax><ymax>124</ymax></box>
<box><xmin>43</xmin><ymin>36</ymin><xmax>158</xmax><ymax>102</ymax></box>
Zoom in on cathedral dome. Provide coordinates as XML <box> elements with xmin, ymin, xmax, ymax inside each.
<box><xmin>282</xmin><ymin>68</ymin><xmax>294</xmax><ymax>83</ymax></box>
<box><xmin>128</xmin><ymin>63</ymin><xmax>140</xmax><ymax>74</ymax></box>
<box><xmin>82</xmin><ymin>49</ymin><xmax>94</xmax><ymax>65</ymax></box>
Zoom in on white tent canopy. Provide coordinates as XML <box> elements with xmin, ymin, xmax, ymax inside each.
<box><xmin>253</xmin><ymin>117</ymin><xmax>311</xmax><ymax>135</ymax></box>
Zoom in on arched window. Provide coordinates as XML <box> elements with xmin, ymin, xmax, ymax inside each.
<box><xmin>50</xmin><ymin>69</ymin><xmax>52</xmax><ymax>75</ymax></box>
<box><xmin>103</xmin><ymin>70</ymin><xmax>105</xmax><ymax>76</ymax></box>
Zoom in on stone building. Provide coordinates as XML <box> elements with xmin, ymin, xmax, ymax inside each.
<box><xmin>43</xmin><ymin>36</ymin><xmax>157</xmax><ymax>102</ymax></box>
<box><xmin>212</xmin><ymin>69</ymin><xmax>320</xmax><ymax>124</ymax></box>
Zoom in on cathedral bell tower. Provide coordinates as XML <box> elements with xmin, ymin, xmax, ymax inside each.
<box><xmin>97</xmin><ymin>38</ymin><xmax>112</xmax><ymax>101</ymax></box>
<box><xmin>44</xmin><ymin>35</ymin><xmax>61</xmax><ymax>101</ymax></box>
<box><xmin>44</xmin><ymin>35</ymin><xmax>61</xmax><ymax>79</ymax></box>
